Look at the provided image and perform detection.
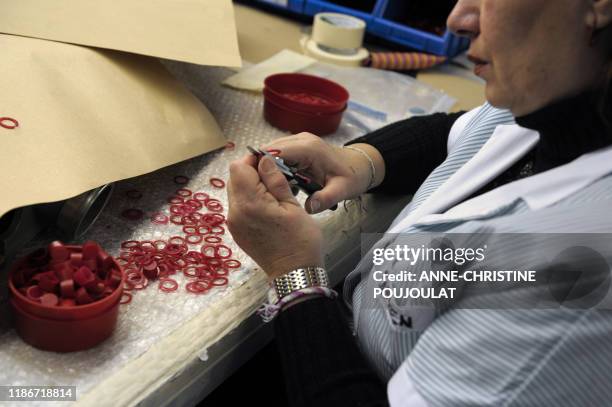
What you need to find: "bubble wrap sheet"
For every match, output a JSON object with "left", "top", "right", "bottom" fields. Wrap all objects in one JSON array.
[{"left": 0, "top": 62, "right": 453, "bottom": 406}]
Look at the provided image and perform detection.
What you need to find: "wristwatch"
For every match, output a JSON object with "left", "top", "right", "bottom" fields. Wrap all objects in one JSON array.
[{"left": 271, "top": 266, "right": 329, "bottom": 300}]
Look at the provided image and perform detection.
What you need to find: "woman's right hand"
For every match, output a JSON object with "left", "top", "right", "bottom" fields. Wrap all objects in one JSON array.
[{"left": 262, "top": 132, "right": 385, "bottom": 214}]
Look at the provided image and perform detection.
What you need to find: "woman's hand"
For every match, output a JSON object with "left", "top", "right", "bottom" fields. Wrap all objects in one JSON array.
[
  {"left": 263, "top": 133, "right": 385, "bottom": 214},
  {"left": 227, "top": 154, "right": 324, "bottom": 280}
]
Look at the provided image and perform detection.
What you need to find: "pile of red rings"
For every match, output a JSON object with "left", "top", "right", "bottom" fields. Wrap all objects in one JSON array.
[{"left": 116, "top": 183, "right": 242, "bottom": 301}]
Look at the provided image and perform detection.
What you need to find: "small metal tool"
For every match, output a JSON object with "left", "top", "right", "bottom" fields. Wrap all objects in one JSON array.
[{"left": 247, "top": 146, "right": 337, "bottom": 211}]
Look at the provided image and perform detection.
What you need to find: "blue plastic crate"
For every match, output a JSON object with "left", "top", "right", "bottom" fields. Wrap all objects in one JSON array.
[
  {"left": 372, "top": 0, "right": 468, "bottom": 57},
  {"left": 300, "top": 0, "right": 468, "bottom": 57},
  {"left": 249, "top": 0, "right": 305, "bottom": 13},
  {"left": 303, "top": 0, "right": 381, "bottom": 24}
]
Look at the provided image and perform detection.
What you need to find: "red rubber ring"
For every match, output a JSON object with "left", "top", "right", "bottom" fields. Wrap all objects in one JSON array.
[
  {"left": 186, "top": 281, "right": 210, "bottom": 294},
  {"left": 151, "top": 212, "right": 169, "bottom": 224},
  {"left": 121, "top": 208, "right": 144, "bottom": 220},
  {"left": 204, "top": 235, "right": 222, "bottom": 244},
  {"left": 121, "top": 240, "right": 141, "bottom": 249},
  {"left": 210, "top": 178, "right": 226, "bottom": 188},
  {"left": 210, "top": 225, "right": 225, "bottom": 235},
  {"left": 186, "top": 234, "right": 203, "bottom": 244},
  {"left": 193, "top": 192, "right": 210, "bottom": 201},
  {"left": 215, "top": 245, "right": 232, "bottom": 259},
  {"left": 169, "top": 236, "right": 186, "bottom": 245},
  {"left": 212, "top": 277, "right": 228, "bottom": 286},
  {"left": 183, "top": 226, "right": 198, "bottom": 234},
  {"left": 154, "top": 240, "right": 168, "bottom": 251},
  {"left": 158, "top": 278, "right": 178, "bottom": 292},
  {"left": 215, "top": 268, "right": 229, "bottom": 276},
  {"left": 176, "top": 188, "right": 192, "bottom": 197},
  {"left": 168, "top": 196, "right": 184, "bottom": 204},
  {"left": 225, "top": 141, "right": 235, "bottom": 150},
  {"left": 266, "top": 148, "right": 281, "bottom": 156},
  {"left": 120, "top": 292, "right": 133, "bottom": 304},
  {"left": 174, "top": 175, "right": 190, "bottom": 185},
  {"left": 0, "top": 117, "right": 18, "bottom": 129},
  {"left": 170, "top": 214, "right": 184, "bottom": 225},
  {"left": 200, "top": 245, "right": 217, "bottom": 258},
  {"left": 224, "top": 259, "right": 241, "bottom": 269}
]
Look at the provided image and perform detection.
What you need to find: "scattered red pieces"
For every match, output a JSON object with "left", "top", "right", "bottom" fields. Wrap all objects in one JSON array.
[
  {"left": 176, "top": 188, "right": 192, "bottom": 197},
  {"left": 114, "top": 175, "right": 243, "bottom": 297},
  {"left": 11, "top": 241, "right": 122, "bottom": 307},
  {"left": 0, "top": 117, "right": 19, "bottom": 129},
  {"left": 159, "top": 278, "right": 179, "bottom": 292},
  {"left": 121, "top": 208, "right": 144, "bottom": 221},
  {"left": 174, "top": 175, "right": 190, "bottom": 185},
  {"left": 120, "top": 292, "right": 132, "bottom": 304},
  {"left": 210, "top": 178, "right": 225, "bottom": 189}
]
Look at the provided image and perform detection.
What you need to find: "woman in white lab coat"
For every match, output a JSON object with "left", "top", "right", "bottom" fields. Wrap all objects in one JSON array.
[{"left": 227, "top": 0, "right": 612, "bottom": 405}]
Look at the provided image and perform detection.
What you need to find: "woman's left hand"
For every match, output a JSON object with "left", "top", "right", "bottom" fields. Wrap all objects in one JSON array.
[{"left": 227, "top": 154, "right": 324, "bottom": 280}]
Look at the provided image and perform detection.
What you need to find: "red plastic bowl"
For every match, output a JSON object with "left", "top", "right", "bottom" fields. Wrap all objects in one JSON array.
[
  {"left": 8, "top": 246, "right": 124, "bottom": 320},
  {"left": 11, "top": 298, "right": 120, "bottom": 352},
  {"left": 263, "top": 97, "right": 346, "bottom": 136},
  {"left": 264, "top": 73, "right": 349, "bottom": 114}
]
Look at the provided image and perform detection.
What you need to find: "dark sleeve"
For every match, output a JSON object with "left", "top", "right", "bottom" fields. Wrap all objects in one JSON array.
[
  {"left": 274, "top": 297, "right": 388, "bottom": 407},
  {"left": 346, "top": 111, "right": 465, "bottom": 195}
]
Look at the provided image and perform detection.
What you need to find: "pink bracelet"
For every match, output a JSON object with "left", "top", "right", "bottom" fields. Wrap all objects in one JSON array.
[{"left": 257, "top": 286, "right": 338, "bottom": 323}]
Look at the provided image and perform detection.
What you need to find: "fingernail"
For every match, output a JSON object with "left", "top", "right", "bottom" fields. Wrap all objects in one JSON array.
[
  {"left": 310, "top": 199, "right": 320, "bottom": 213},
  {"left": 261, "top": 157, "right": 276, "bottom": 173}
]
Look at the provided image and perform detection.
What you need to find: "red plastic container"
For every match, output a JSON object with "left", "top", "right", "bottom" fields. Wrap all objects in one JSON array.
[
  {"left": 10, "top": 298, "right": 120, "bottom": 352},
  {"left": 263, "top": 97, "right": 347, "bottom": 136},
  {"left": 8, "top": 244, "right": 124, "bottom": 352},
  {"left": 263, "top": 73, "right": 349, "bottom": 135}
]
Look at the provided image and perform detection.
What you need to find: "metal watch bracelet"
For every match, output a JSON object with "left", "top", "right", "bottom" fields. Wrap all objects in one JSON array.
[{"left": 272, "top": 267, "right": 329, "bottom": 300}]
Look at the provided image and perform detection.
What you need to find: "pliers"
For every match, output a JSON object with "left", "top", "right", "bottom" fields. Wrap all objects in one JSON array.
[{"left": 247, "top": 145, "right": 338, "bottom": 211}]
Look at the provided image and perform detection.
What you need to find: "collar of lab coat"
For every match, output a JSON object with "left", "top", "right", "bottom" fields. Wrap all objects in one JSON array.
[{"left": 390, "top": 124, "right": 612, "bottom": 232}]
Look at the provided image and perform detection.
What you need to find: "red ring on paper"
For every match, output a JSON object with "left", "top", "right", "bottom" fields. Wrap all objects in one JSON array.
[
  {"left": 121, "top": 208, "right": 144, "bottom": 220},
  {"left": 186, "top": 234, "right": 203, "bottom": 244},
  {"left": 214, "top": 245, "right": 232, "bottom": 259},
  {"left": 266, "top": 148, "right": 281, "bottom": 156},
  {"left": 193, "top": 192, "right": 210, "bottom": 202},
  {"left": 151, "top": 212, "right": 169, "bottom": 224},
  {"left": 186, "top": 281, "right": 210, "bottom": 294},
  {"left": 0, "top": 117, "right": 18, "bottom": 129},
  {"left": 121, "top": 240, "right": 140, "bottom": 249},
  {"left": 120, "top": 292, "right": 133, "bottom": 304},
  {"left": 210, "top": 225, "right": 225, "bottom": 235},
  {"left": 224, "top": 259, "right": 241, "bottom": 269},
  {"left": 210, "top": 178, "right": 225, "bottom": 188},
  {"left": 158, "top": 278, "right": 178, "bottom": 292},
  {"left": 225, "top": 141, "right": 235, "bottom": 150},
  {"left": 212, "top": 277, "right": 228, "bottom": 286},
  {"left": 169, "top": 236, "right": 186, "bottom": 245},
  {"left": 176, "top": 188, "right": 192, "bottom": 197},
  {"left": 215, "top": 268, "right": 229, "bottom": 276},
  {"left": 170, "top": 214, "right": 184, "bottom": 225},
  {"left": 204, "top": 235, "right": 222, "bottom": 244},
  {"left": 168, "top": 196, "right": 184, "bottom": 204},
  {"left": 183, "top": 226, "right": 198, "bottom": 234},
  {"left": 174, "top": 175, "right": 190, "bottom": 185}
]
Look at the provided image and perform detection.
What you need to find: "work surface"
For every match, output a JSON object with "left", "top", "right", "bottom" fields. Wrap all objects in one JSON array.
[{"left": 0, "top": 6, "right": 484, "bottom": 406}]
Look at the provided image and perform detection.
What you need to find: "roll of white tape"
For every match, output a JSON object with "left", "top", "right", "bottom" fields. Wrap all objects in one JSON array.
[
  {"left": 302, "top": 37, "right": 369, "bottom": 67},
  {"left": 312, "top": 12, "right": 366, "bottom": 51}
]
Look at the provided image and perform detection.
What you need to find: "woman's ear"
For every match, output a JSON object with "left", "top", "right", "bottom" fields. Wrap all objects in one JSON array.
[{"left": 590, "top": 0, "right": 612, "bottom": 29}]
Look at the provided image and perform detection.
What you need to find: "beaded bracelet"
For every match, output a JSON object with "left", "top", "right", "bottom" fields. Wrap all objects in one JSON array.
[
  {"left": 344, "top": 146, "right": 376, "bottom": 191},
  {"left": 257, "top": 286, "right": 338, "bottom": 323}
]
